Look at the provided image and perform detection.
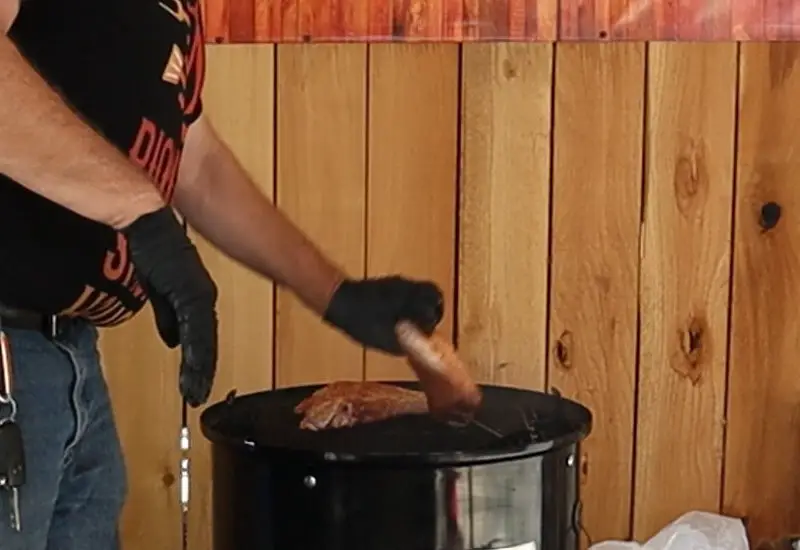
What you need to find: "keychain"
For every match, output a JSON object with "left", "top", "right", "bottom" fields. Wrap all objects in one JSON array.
[
  {"left": 0, "top": 321, "right": 26, "bottom": 533},
  {"left": 180, "top": 399, "right": 190, "bottom": 550}
]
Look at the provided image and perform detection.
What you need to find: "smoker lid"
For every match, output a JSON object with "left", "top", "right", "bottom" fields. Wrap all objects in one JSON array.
[{"left": 199, "top": 381, "right": 592, "bottom": 467}]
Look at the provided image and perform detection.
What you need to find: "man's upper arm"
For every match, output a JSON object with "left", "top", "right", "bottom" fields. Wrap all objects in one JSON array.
[
  {"left": 0, "top": 0, "right": 20, "bottom": 34},
  {"left": 176, "top": 115, "right": 217, "bottom": 190}
]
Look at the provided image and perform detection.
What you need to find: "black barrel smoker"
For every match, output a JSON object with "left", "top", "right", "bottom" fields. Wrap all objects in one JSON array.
[{"left": 200, "top": 382, "right": 592, "bottom": 550}]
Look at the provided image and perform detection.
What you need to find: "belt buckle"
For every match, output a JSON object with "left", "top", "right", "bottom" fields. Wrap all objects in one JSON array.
[{"left": 43, "top": 315, "right": 60, "bottom": 339}]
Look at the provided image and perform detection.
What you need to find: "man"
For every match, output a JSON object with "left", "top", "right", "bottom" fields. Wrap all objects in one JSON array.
[{"left": 0, "top": 0, "right": 445, "bottom": 548}]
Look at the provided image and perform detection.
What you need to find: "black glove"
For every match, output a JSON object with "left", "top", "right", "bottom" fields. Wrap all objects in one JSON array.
[
  {"left": 323, "top": 276, "right": 444, "bottom": 355},
  {"left": 121, "top": 207, "right": 219, "bottom": 407}
]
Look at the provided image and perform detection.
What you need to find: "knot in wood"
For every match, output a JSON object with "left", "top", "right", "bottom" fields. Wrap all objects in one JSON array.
[
  {"left": 502, "top": 59, "right": 518, "bottom": 80},
  {"left": 554, "top": 330, "right": 573, "bottom": 369},
  {"left": 162, "top": 470, "right": 176, "bottom": 488},
  {"left": 673, "top": 139, "right": 709, "bottom": 217},
  {"left": 759, "top": 201, "right": 782, "bottom": 231},
  {"left": 673, "top": 316, "right": 706, "bottom": 385}
]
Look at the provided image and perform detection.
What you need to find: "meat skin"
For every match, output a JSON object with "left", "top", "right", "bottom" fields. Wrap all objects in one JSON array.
[
  {"left": 295, "top": 323, "right": 483, "bottom": 430},
  {"left": 295, "top": 381, "right": 429, "bottom": 431}
]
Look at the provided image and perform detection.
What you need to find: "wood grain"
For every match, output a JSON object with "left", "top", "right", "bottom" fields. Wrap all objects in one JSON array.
[
  {"left": 458, "top": 43, "right": 553, "bottom": 390},
  {"left": 723, "top": 42, "right": 800, "bottom": 545},
  {"left": 100, "top": 312, "right": 181, "bottom": 550},
  {"left": 274, "top": 44, "right": 368, "bottom": 387},
  {"left": 99, "top": 42, "right": 800, "bottom": 550},
  {"left": 364, "top": 44, "right": 459, "bottom": 381},
  {"left": 185, "top": 44, "right": 277, "bottom": 550},
  {"left": 254, "top": 0, "right": 274, "bottom": 41},
  {"left": 202, "top": 0, "right": 229, "bottom": 43},
  {"left": 228, "top": 0, "right": 256, "bottom": 42},
  {"left": 201, "top": 0, "right": 800, "bottom": 41},
  {"left": 632, "top": 42, "right": 737, "bottom": 541},
  {"left": 548, "top": 42, "right": 644, "bottom": 544}
]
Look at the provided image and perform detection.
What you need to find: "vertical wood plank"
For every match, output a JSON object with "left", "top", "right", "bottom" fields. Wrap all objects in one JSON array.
[
  {"left": 186, "top": 44, "right": 276, "bottom": 550},
  {"left": 632, "top": 42, "right": 737, "bottom": 540},
  {"left": 275, "top": 44, "right": 368, "bottom": 387},
  {"left": 199, "top": 0, "right": 800, "bottom": 42},
  {"left": 442, "top": 0, "right": 463, "bottom": 40},
  {"left": 270, "top": 0, "right": 285, "bottom": 39},
  {"left": 765, "top": 0, "right": 781, "bottom": 39},
  {"left": 557, "top": 0, "right": 745, "bottom": 40},
  {"left": 101, "top": 315, "right": 180, "bottom": 550},
  {"left": 298, "top": 0, "right": 345, "bottom": 40},
  {"left": 364, "top": 43, "right": 459, "bottom": 381},
  {"left": 341, "top": 0, "right": 369, "bottom": 39},
  {"left": 254, "top": 0, "right": 274, "bottom": 41},
  {"left": 532, "top": 0, "right": 558, "bottom": 39},
  {"left": 548, "top": 42, "right": 645, "bottom": 544},
  {"left": 228, "top": 0, "right": 256, "bottom": 42},
  {"left": 652, "top": 0, "right": 678, "bottom": 40},
  {"left": 477, "top": 0, "right": 510, "bottom": 39},
  {"left": 281, "top": 0, "right": 300, "bottom": 40},
  {"left": 202, "top": 0, "right": 230, "bottom": 43},
  {"left": 367, "top": 0, "right": 392, "bottom": 42},
  {"left": 458, "top": 43, "right": 553, "bottom": 390},
  {"left": 723, "top": 42, "right": 800, "bottom": 544}
]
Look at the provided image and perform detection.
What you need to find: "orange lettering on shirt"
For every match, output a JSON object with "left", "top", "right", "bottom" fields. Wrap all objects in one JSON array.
[
  {"left": 60, "top": 286, "right": 95, "bottom": 316},
  {"left": 93, "top": 301, "right": 127, "bottom": 325},
  {"left": 128, "top": 117, "right": 182, "bottom": 201},
  {"left": 86, "top": 294, "right": 113, "bottom": 316},
  {"left": 129, "top": 118, "right": 159, "bottom": 170},
  {"left": 183, "top": 20, "right": 205, "bottom": 117},
  {"left": 103, "top": 233, "right": 128, "bottom": 281},
  {"left": 107, "top": 308, "right": 135, "bottom": 326}
]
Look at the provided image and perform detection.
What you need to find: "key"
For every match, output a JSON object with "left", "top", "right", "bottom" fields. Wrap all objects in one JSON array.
[{"left": 0, "top": 419, "right": 25, "bottom": 532}]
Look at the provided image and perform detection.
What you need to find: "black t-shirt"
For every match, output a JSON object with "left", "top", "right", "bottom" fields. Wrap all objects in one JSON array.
[{"left": 0, "top": 0, "right": 206, "bottom": 326}]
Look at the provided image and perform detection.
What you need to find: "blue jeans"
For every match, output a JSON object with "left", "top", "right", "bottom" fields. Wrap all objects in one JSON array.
[{"left": 0, "top": 319, "right": 127, "bottom": 550}]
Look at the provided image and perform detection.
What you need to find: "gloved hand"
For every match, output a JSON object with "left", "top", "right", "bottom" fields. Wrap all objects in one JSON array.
[
  {"left": 120, "top": 206, "right": 219, "bottom": 407},
  {"left": 323, "top": 276, "right": 444, "bottom": 355}
]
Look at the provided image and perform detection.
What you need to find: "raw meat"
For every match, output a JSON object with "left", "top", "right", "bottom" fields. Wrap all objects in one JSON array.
[{"left": 295, "top": 380, "right": 429, "bottom": 430}]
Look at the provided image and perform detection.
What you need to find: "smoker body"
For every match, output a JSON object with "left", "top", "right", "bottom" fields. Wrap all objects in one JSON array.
[
  {"left": 210, "top": 443, "right": 583, "bottom": 550},
  {"left": 200, "top": 382, "right": 591, "bottom": 550}
]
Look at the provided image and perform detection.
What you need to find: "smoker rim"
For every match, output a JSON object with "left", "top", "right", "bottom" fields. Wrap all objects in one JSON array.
[{"left": 199, "top": 381, "right": 593, "bottom": 468}]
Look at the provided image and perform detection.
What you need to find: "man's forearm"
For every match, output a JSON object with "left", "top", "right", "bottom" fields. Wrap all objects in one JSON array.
[
  {"left": 174, "top": 118, "right": 346, "bottom": 315},
  {"left": 0, "top": 36, "right": 163, "bottom": 229}
]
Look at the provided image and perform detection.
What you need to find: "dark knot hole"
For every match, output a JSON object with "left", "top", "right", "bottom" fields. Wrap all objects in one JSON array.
[{"left": 760, "top": 201, "right": 782, "bottom": 231}]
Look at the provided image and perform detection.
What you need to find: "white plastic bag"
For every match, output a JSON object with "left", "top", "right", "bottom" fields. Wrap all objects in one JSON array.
[{"left": 590, "top": 511, "right": 749, "bottom": 550}]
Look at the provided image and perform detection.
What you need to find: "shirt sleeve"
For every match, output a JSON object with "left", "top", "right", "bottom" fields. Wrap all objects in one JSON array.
[
  {"left": 185, "top": 96, "right": 203, "bottom": 126},
  {"left": 183, "top": 14, "right": 206, "bottom": 126}
]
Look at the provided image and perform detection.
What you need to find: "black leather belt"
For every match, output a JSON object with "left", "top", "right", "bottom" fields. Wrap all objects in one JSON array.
[{"left": 0, "top": 305, "right": 67, "bottom": 338}]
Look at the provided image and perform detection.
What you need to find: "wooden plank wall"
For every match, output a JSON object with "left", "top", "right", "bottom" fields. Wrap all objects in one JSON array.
[
  {"left": 201, "top": 0, "right": 800, "bottom": 42},
  {"left": 98, "top": 41, "right": 800, "bottom": 550}
]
